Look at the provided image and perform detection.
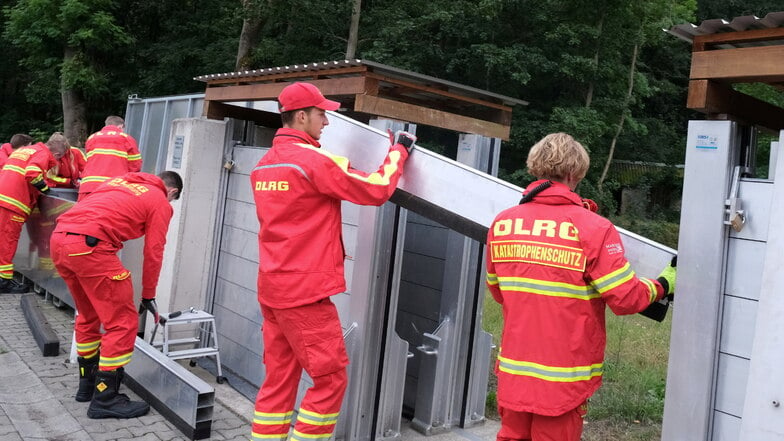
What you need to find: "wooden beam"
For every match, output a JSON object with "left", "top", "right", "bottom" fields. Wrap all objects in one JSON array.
[
  {"left": 365, "top": 72, "right": 513, "bottom": 111},
  {"left": 204, "top": 77, "right": 369, "bottom": 103},
  {"left": 203, "top": 100, "right": 282, "bottom": 128},
  {"left": 690, "top": 45, "right": 784, "bottom": 82},
  {"left": 687, "top": 79, "right": 784, "bottom": 132},
  {"left": 692, "top": 27, "right": 784, "bottom": 51},
  {"left": 355, "top": 95, "right": 511, "bottom": 140}
]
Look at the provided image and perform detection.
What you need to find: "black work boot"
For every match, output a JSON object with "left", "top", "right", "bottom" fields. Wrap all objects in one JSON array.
[
  {"left": 0, "top": 278, "right": 30, "bottom": 293},
  {"left": 75, "top": 356, "right": 99, "bottom": 402},
  {"left": 87, "top": 369, "right": 150, "bottom": 419}
]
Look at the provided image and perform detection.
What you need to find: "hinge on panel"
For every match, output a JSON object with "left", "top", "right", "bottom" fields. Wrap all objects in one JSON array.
[{"left": 724, "top": 165, "right": 746, "bottom": 232}]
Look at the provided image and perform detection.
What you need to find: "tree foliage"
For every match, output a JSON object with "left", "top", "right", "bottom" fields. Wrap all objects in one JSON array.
[{"left": 0, "top": 0, "right": 780, "bottom": 221}]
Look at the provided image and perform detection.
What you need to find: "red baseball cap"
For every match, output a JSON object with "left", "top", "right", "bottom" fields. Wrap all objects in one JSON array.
[{"left": 278, "top": 82, "right": 340, "bottom": 112}]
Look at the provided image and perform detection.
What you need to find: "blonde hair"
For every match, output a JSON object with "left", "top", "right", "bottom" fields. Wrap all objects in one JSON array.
[
  {"left": 526, "top": 133, "right": 590, "bottom": 182},
  {"left": 47, "top": 132, "right": 69, "bottom": 146}
]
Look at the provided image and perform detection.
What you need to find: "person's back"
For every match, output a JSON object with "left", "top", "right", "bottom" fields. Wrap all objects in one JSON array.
[
  {"left": 79, "top": 116, "right": 141, "bottom": 198},
  {"left": 56, "top": 172, "right": 171, "bottom": 249},
  {"left": 0, "top": 142, "right": 56, "bottom": 216},
  {"left": 486, "top": 133, "right": 676, "bottom": 441},
  {"left": 0, "top": 134, "right": 34, "bottom": 170}
]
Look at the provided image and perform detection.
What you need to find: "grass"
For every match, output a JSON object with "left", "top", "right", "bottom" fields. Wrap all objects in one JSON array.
[{"left": 482, "top": 290, "right": 672, "bottom": 440}]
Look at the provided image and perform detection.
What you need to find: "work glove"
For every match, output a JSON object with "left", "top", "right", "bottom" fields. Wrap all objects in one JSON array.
[
  {"left": 581, "top": 198, "right": 599, "bottom": 213},
  {"left": 141, "top": 298, "right": 160, "bottom": 324},
  {"left": 394, "top": 130, "right": 417, "bottom": 152},
  {"left": 656, "top": 256, "right": 677, "bottom": 299}
]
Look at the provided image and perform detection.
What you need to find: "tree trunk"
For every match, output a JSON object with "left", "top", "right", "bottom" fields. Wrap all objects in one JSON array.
[
  {"left": 598, "top": 42, "right": 639, "bottom": 189},
  {"left": 62, "top": 47, "right": 88, "bottom": 147},
  {"left": 345, "top": 0, "right": 362, "bottom": 59},
  {"left": 235, "top": 0, "right": 264, "bottom": 71},
  {"left": 585, "top": 12, "right": 605, "bottom": 108}
]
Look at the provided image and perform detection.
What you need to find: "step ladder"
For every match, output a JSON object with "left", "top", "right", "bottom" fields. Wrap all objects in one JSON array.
[{"left": 151, "top": 309, "right": 226, "bottom": 384}]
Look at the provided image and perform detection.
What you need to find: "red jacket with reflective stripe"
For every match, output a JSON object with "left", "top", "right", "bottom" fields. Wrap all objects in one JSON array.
[
  {"left": 0, "top": 142, "right": 56, "bottom": 215},
  {"left": 485, "top": 180, "right": 664, "bottom": 416},
  {"left": 54, "top": 172, "right": 173, "bottom": 299},
  {"left": 251, "top": 128, "right": 409, "bottom": 309},
  {"left": 47, "top": 147, "right": 87, "bottom": 188},
  {"left": 79, "top": 125, "right": 142, "bottom": 195},
  {"left": 0, "top": 143, "right": 13, "bottom": 168}
]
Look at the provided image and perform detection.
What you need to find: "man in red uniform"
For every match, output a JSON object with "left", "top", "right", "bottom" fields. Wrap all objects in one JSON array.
[
  {"left": 78, "top": 115, "right": 142, "bottom": 200},
  {"left": 51, "top": 171, "right": 182, "bottom": 419},
  {"left": 0, "top": 136, "right": 59, "bottom": 293},
  {"left": 485, "top": 133, "right": 677, "bottom": 441},
  {"left": 249, "top": 82, "right": 415, "bottom": 441},
  {"left": 0, "top": 134, "right": 34, "bottom": 168}
]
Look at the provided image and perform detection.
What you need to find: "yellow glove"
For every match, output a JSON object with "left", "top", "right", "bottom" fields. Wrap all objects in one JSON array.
[{"left": 656, "top": 256, "right": 677, "bottom": 297}]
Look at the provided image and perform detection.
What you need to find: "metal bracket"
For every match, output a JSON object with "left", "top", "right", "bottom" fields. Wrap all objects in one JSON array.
[{"left": 724, "top": 165, "right": 747, "bottom": 232}]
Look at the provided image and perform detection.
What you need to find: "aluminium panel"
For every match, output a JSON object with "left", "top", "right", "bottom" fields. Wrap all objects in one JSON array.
[
  {"left": 712, "top": 412, "right": 742, "bottom": 441},
  {"left": 738, "top": 129, "right": 784, "bottom": 440},
  {"left": 714, "top": 353, "right": 750, "bottom": 418},
  {"left": 719, "top": 295, "right": 758, "bottom": 359},
  {"left": 663, "top": 120, "right": 737, "bottom": 441},
  {"left": 724, "top": 239, "right": 766, "bottom": 301}
]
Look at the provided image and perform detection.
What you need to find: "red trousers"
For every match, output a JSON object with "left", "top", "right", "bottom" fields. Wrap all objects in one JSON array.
[
  {"left": 51, "top": 232, "right": 136, "bottom": 370},
  {"left": 497, "top": 402, "right": 588, "bottom": 441},
  {"left": 252, "top": 298, "right": 349, "bottom": 441},
  {"left": 0, "top": 207, "right": 26, "bottom": 280}
]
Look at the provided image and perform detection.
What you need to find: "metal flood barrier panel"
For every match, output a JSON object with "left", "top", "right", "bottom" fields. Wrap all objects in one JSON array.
[
  {"left": 114, "top": 95, "right": 676, "bottom": 441},
  {"left": 13, "top": 190, "right": 78, "bottom": 309},
  {"left": 662, "top": 121, "right": 784, "bottom": 441}
]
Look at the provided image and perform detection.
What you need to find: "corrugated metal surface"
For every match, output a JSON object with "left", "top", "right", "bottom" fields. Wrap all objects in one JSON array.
[{"left": 667, "top": 11, "right": 784, "bottom": 46}]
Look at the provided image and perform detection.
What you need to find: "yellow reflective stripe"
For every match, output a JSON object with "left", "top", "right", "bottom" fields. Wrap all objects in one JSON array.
[
  {"left": 291, "top": 429, "right": 333, "bottom": 440},
  {"left": 0, "top": 194, "right": 31, "bottom": 214},
  {"left": 80, "top": 176, "right": 111, "bottom": 183},
  {"left": 486, "top": 272, "right": 499, "bottom": 286},
  {"left": 99, "top": 352, "right": 132, "bottom": 368},
  {"left": 496, "top": 276, "right": 600, "bottom": 300},
  {"left": 0, "top": 273, "right": 13, "bottom": 279},
  {"left": 128, "top": 153, "right": 141, "bottom": 161},
  {"left": 2, "top": 164, "right": 26, "bottom": 175},
  {"left": 67, "top": 250, "right": 94, "bottom": 257},
  {"left": 253, "top": 410, "right": 293, "bottom": 425},
  {"left": 497, "top": 355, "right": 603, "bottom": 382},
  {"left": 251, "top": 433, "right": 288, "bottom": 440},
  {"left": 76, "top": 340, "right": 101, "bottom": 352},
  {"left": 86, "top": 148, "right": 129, "bottom": 159},
  {"left": 592, "top": 262, "right": 635, "bottom": 294},
  {"left": 49, "top": 175, "right": 68, "bottom": 183},
  {"left": 641, "top": 277, "right": 658, "bottom": 302},
  {"left": 296, "top": 408, "right": 339, "bottom": 426},
  {"left": 0, "top": 264, "right": 12, "bottom": 270},
  {"left": 296, "top": 143, "right": 402, "bottom": 186},
  {"left": 26, "top": 165, "right": 43, "bottom": 174}
]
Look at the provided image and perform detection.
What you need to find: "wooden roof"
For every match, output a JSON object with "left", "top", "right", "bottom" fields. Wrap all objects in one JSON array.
[
  {"left": 667, "top": 12, "right": 784, "bottom": 132},
  {"left": 194, "top": 60, "right": 527, "bottom": 140}
]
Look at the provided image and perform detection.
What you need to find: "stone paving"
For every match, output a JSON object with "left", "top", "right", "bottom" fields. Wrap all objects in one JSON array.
[{"left": 0, "top": 291, "right": 251, "bottom": 441}]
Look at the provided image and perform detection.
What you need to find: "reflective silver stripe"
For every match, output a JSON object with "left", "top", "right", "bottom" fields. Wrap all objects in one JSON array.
[
  {"left": 253, "top": 410, "right": 293, "bottom": 425},
  {"left": 253, "top": 163, "right": 310, "bottom": 181},
  {"left": 497, "top": 277, "right": 600, "bottom": 300},
  {"left": 486, "top": 272, "right": 499, "bottom": 285},
  {"left": 498, "top": 355, "right": 603, "bottom": 382},
  {"left": 296, "top": 408, "right": 339, "bottom": 426},
  {"left": 591, "top": 263, "right": 635, "bottom": 293}
]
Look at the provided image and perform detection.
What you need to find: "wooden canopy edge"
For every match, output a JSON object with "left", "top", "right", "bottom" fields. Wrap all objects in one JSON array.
[
  {"left": 690, "top": 45, "right": 784, "bottom": 83},
  {"left": 687, "top": 79, "right": 784, "bottom": 132},
  {"left": 355, "top": 95, "right": 511, "bottom": 140}
]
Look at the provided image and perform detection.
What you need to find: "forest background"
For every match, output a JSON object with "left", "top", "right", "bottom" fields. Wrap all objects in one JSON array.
[
  {"left": 2, "top": 0, "right": 783, "bottom": 439},
  {"left": 1, "top": 0, "right": 782, "bottom": 231}
]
